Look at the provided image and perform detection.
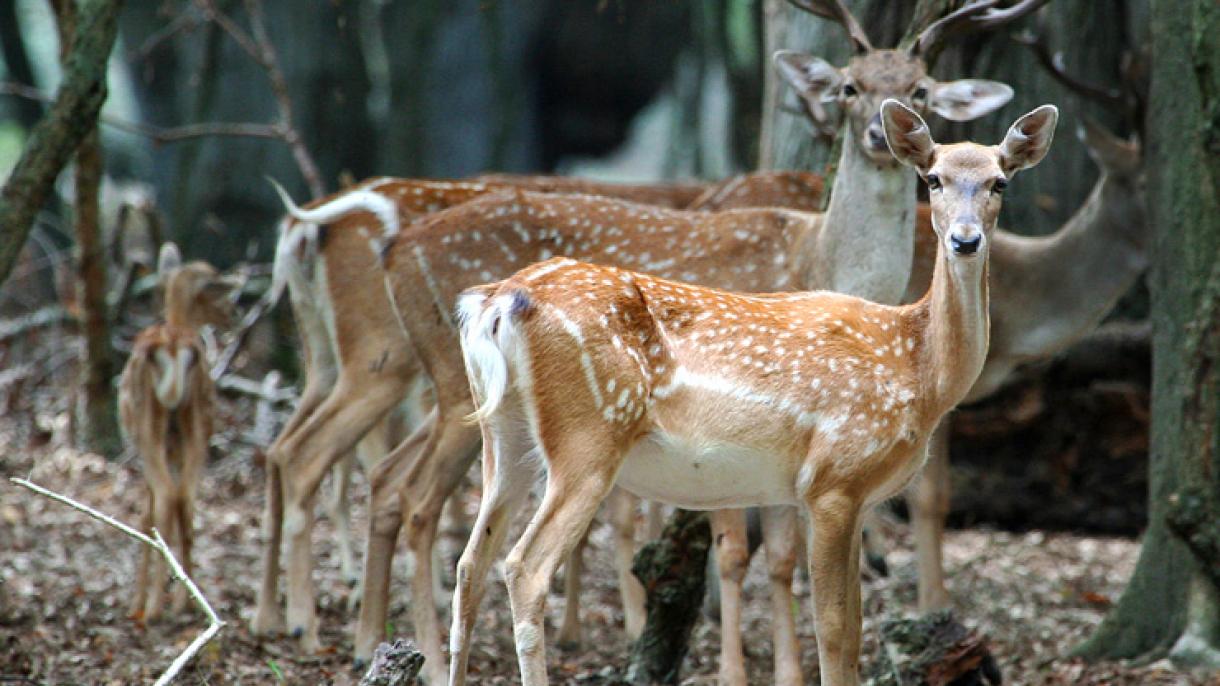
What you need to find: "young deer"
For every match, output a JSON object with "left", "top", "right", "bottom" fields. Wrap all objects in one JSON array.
[
  {"left": 119, "top": 243, "right": 238, "bottom": 621},
  {"left": 900, "top": 117, "right": 1146, "bottom": 610},
  {"left": 449, "top": 101, "right": 1058, "bottom": 686}
]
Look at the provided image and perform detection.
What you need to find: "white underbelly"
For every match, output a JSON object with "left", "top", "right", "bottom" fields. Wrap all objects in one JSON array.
[{"left": 614, "top": 431, "right": 797, "bottom": 510}]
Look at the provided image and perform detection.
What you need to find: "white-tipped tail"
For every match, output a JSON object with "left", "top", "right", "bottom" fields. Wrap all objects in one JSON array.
[{"left": 458, "top": 291, "right": 522, "bottom": 422}]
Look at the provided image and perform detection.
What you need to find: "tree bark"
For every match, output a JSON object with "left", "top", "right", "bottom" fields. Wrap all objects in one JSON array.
[
  {"left": 625, "top": 510, "right": 712, "bottom": 685},
  {"left": 0, "top": 0, "right": 123, "bottom": 287},
  {"left": 1075, "top": 0, "right": 1220, "bottom": 665},
  {"left": 51, "top": 0, "right": 120, "bottom": 456},
  {"left": 72, "top": 127, "right": 119, "bottom": 456}
]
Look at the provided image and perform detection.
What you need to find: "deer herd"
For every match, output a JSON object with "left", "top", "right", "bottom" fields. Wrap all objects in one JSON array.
[{"left": 113, "top": 1, "right": 1148, "bottom": 685}]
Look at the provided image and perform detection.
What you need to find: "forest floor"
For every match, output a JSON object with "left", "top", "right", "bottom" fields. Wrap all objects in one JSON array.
[{"left": 0, "top": 397, "right": 1215, "bottom": 686}]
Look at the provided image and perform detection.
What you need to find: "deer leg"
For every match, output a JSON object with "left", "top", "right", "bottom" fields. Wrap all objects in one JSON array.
[
  {"left": 763, "top": 506, "right": 803, "bottom": 686},
  {"left": 610, "top": 488, "right": 646, "bottom": 640},
  {"left": 129, "top": 488, "right": 154, "bottom": 620},
  {"left": 711, "top": 508, "right": 749, "bottom": 686},
  {"left": 279, "top": 379, "right": 402, "bottom": 653},
  {"left": 354, "top": 411, "right": 438, "bottom": 668},
  {"left": 858, "top": 509, "right": 890, "bottom": 579},
  {"left": 253, "top": 461, "right": 285, "bottom": 635},
  {"left": 330, "top": 453, "right": 359, "bottom": 590},
  {"left": 644, "top": 499, "right": 665, "bottom": 541},
  {"left": 556, "top": 523, "right": 590, "bottom": 650},
  {"left": 503, "top": 454, "right": 619, "bottom": 686},
  {"left": 400, "top": 415, "right": 483, "bottom": 686},
  {"left": 912, "top": 420, "right": 952, "bottom": 611},
  {"left": 449, "top": 420, "right": 536, "bottom": 686},
  {"left": 806, "top": 491, "right": 864, "bottom": 686},
  {"left": 143, "top": 490, "right": 176, "bottom": 622},
  {"left": 170, "top": 492, "right": 195, "bottom": 615}
]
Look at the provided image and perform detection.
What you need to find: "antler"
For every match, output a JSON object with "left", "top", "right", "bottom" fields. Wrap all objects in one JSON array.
[
  {"left": 908, "top": 0, "right": 1053, "bottom": 59},
  {"left": 1011, "top": 16, "right": 1146, "bottom": 133},
  {"left": 786, "top": 0, "right": 872, "bottom": 54},
  {"left": 1012, "top": 28, "right": 1124, "bottom": 107}
]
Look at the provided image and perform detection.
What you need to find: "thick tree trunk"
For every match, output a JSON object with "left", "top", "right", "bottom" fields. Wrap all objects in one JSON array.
[
  {"left": 626, "top": 510, "right": 712, "bottom": 685},
  {"left": 0, "top": 0, "right": 123, "bottom": 287},
  {"left": 1075, "top": 0, "right": 1220, "bottom": 665}
]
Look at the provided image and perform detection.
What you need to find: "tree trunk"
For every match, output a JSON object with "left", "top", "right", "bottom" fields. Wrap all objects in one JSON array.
[
  {"left": 1075, "top": 0, "right": 1220, "bottom": 665},
  {"left": 0, "top": 0, "right": 123, "bottom": 287},
  {"left": 625, "top": 510, "right": 712, "bottom": 685},
  {"left": 72, "top": 127, "right": 119, "bottom": 456},
  {"left": 52, "top": 0, "right": 119, "bottom": 456}
]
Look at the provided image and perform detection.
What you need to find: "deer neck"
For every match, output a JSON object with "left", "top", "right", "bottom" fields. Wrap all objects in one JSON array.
[
  {"left": 164, "top": 284, "right": 192, "bottom": 330},
  {"left": 990, "top": 172, "right": 1147, "bottom": 360},
  {"left": 912, "top": 232, "right": 991, "bottom": 419},
  {"left": 810, "top": 123, "right": 917, "bottom": 303}
]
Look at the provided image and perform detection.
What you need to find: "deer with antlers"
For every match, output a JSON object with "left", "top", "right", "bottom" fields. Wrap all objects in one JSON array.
[
  {"left": 352, "top": 9, "right": 1029, "bottom": 682},
  {"left": 449, "top": 101, "right": 1058, "bottom": 686},
  {"left": 119, "top": 243, "right": 238, "bottom": 621}
]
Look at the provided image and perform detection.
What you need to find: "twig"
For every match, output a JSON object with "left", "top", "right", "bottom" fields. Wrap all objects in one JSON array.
[
  {"left": 242, "top": 0, "right": 325, "bottom": 197},
  {"left": 0, "top": 306, "right": 75, "bottom": 342},
  {"left": 210, "top": 284, "right": 275, "bottom": 381},
  {"left": 216, "top": 373, "right": 298, "bottom": 405},
  {"left": 1, "top": 82, "right": 281, "bottom": 144},
  {"left": 193, "top": 0, "right": 325, "bottom": 197},
  {"left": 129, "top": 7, "right": 204, "bottom": 63},
  {"left": 9, "top": 478, "right": 225, "bottom": 686}
]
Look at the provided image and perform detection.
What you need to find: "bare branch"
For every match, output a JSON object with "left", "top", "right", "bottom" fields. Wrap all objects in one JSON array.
[
  {"left": 129, "top": 6, "right": 204, "bottom": 63},
  {"left": 241, "top": 0, "right": 325, "bottom": 197},
  {"left": 216, "top": 372, "right": 298, "bottom": 405},
  {"left": 10, "top": 477, "right": 225, "bottom": 686},
  {"left": 1, "top": 81, "right": 281, "bottom": 143}
]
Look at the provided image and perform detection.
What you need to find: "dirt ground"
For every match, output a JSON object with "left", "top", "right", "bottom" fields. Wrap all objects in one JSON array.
[{"left": 0, "top": 396, "right": 1216, "bottom": 686}]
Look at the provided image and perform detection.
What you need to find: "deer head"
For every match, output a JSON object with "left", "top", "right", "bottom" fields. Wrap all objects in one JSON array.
[
  {"left": 881, "top": 99, "right": 1058, "bottom": 257},
  {"left": 774, "top": 0, "right": 1052, "bottom": 165},
  {"left": 157, "top": 242, "right": 242, "bottom": 330},
  {"left": 1077, "top": 117, "right": 1146, "bottom": 248}
]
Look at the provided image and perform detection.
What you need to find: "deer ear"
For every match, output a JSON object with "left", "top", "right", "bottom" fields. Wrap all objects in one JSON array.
[
  {"left": 999, "top": 105, "right": 1058, "bottom": 175},
  {"left": 774, "top": 50, "right": 842, "bottom": 98},
  {"left": 1077, "top": 116, "right": 1141, "bottom": 175},
  {"left": 157, "top": 242, "right": 181, "bottom": 278},
  {"left": 774, "top": 50, "right": 843, "bottom": 130},
  {"left": 881, "top": 99, "right": 935, "bottom": 173},
  {"left": 927, "top": 79, "right": 1013, "bottom": 122}
]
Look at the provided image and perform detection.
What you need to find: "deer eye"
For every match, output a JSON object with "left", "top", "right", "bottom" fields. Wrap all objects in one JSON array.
[
  {"left": 991, "top": 178, "right": 1008, "bottom": 194},
  {"left": 842, "top": 83, "right": 858, "bottom": 98},
  {"left": 926, "top": 174, "right": 942, "bottom": 191},
  {"left": 912, "top": 86, "right": 928, "bottom": 102}
]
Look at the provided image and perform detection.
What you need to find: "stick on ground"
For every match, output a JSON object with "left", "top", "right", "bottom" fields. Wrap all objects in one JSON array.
[{"left": 9, "top": 477, "right": 225, "bottom": 686}]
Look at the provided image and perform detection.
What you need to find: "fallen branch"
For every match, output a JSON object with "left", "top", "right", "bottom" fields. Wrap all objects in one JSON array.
[
  {"left": 0, "top": 305, "right": 75, "bottom": 342},
  {"left": 210, "top": 283, "right": 276, "bottom": 382},
  {"left": 216, "top": 373, "right": 297, "bottom": 405},
  {"left": 9, "top": 477, "right": 225, "bottom": 686}
]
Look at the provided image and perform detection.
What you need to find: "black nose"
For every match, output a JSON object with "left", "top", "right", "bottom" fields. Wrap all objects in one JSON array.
[{"left": 951, "top": 234, "right": 982, "bottom": 255}]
